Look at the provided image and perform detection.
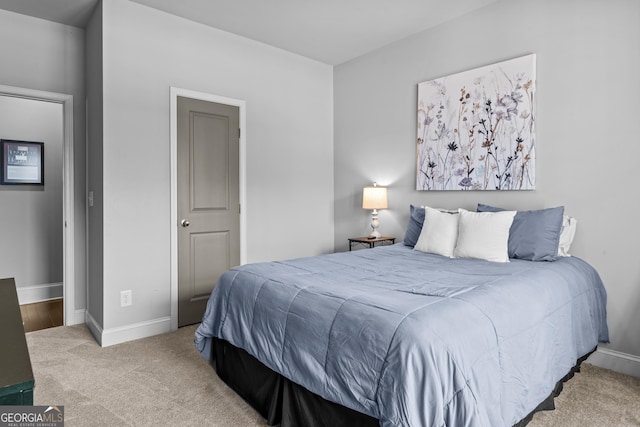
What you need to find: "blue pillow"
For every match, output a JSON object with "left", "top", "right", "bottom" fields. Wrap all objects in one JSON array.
[
  {"left": 403, "top": 205, "right": 425, "bottom": 247},
  {"left": 477, "top": 204, "right": 564, "bottom": 261}
]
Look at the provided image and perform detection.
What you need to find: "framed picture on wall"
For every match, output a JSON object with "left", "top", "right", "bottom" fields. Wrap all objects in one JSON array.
[
  {"left": 416, "top": 54, "right": 536, "bottom": 191},
  {"left": 1, "top": 139, "right": 44, "bottom": 185}
]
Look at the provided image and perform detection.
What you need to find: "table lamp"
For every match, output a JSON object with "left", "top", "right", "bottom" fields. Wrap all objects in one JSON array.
[{"left": 362, "top": 183, "right": 388, "bottom": 238}]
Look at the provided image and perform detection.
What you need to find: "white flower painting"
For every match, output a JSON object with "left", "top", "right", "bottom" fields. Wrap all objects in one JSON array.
[{"left": 416, "top": 54, "right": 536, "bottom": 191}]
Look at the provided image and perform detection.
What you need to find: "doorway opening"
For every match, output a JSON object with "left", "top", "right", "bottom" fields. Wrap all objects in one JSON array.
[{"left": 0, "top": 85, "right": 75, "bottom": 327}]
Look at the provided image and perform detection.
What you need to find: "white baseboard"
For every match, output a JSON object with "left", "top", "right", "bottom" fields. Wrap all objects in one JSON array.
[
  {"left": 85, "top": 312, "right": 172, "bottom": 347},
  {"left": 85, "top": 311, "right": 103, "bottom": 346},
  {"left": 17, "top": 282, "right": 63, "bottom": 304},
  {"left": 587, "top": 346, "right": 640, "bottom": 378}
]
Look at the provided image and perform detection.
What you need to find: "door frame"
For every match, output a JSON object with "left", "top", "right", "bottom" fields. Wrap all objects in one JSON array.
[
  {"left": 0, "top": 84, "right": 76, "bottom": 325},
  {"left": 169, "top": 87, "right": 247, "bottom": 331}
]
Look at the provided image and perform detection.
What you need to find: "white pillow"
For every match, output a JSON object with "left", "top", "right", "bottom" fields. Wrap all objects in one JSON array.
[
  {"left": 557, "top": 215, "right": 577, "bottom": 257},
  {"left": 454, "top": 208, "right": 517, "bottom": 262},
  {"left": 420, "top": 205, "right": 458, "bottom": 215},
  {"left": 414, "top": 206, "right": 460, "bottom": 257}
]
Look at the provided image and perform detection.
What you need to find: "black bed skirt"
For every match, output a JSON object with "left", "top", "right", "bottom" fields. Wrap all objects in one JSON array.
[{"left": 212, "top": 338, "right": 595, "bottom": 427}]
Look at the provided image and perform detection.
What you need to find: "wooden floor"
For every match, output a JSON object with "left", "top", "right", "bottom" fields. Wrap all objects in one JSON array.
[{"left": 20, "top": 299, "right": 63, "bottom": 333}]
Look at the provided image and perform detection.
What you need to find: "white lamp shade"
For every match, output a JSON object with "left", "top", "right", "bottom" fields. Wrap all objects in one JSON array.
[{"left": 362, "top": 186, "right": 388, "bottom": 210}]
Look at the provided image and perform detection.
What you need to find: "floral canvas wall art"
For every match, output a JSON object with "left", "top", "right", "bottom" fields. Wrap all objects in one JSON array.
[{"left": 416, "top": 54, "right": 536, "bottom": 191}]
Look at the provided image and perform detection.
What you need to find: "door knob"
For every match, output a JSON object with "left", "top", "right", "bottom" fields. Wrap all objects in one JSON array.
[{"left": 180, "top": 219, "right": 190, "bottom": 227}]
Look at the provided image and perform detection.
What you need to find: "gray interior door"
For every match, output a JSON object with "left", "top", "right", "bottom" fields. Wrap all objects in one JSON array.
[{"left": 177, "top": 96, "right": 240, "bottom": 327}]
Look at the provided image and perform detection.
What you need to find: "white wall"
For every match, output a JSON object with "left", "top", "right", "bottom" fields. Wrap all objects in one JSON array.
[
  {"left": 0, "top": 97, "right": 63, "bottom": 298},
  {"left": 0, "top": 9, "right": 86, "bottom": 314},
  {"left": 86, "top": 2, "right": 104, "bottom": 326},
  {"left": 334, "top": 0, "right": 640, "bottom": 373},
  {"left": 95, "top": 0, "right": 334, "bottom": 333}
]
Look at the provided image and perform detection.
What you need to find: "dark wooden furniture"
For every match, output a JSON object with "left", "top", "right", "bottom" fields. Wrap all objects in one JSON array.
[
  {"left": 0, "top": 278, "right": 34, "bottom": 405},
  {"left": 348, "top": 236, "right": 395, "bottom": 251}
]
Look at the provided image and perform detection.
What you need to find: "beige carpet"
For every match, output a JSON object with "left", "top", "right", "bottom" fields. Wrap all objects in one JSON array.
[
  {"left": 26, "top": 325, "right": 264, "bottom": 426},
  {"left": 25, "top": 325, "right": 640, "bottom": 426}
]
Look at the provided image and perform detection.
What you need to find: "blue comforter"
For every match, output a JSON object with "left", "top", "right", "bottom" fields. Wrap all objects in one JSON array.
[{"left": 195, "top": 244, "right": 609, "bottom": 427}]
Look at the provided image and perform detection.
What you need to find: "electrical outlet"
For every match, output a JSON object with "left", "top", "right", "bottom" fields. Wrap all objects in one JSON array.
[{"left": 120, "top": 290, "right": 132, "bottom": 307}]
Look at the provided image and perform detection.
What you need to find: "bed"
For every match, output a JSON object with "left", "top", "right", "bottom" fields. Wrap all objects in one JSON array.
[{"left": 195, "top": 206, "right": 609, "bottom": 427}]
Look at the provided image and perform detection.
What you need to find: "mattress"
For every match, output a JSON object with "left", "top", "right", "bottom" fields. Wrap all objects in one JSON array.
[{"left": 195, "top": 244, "right": 609, "bottom": 426}]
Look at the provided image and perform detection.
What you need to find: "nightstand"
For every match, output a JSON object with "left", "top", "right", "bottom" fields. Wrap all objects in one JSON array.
[{"left": 348, "top": 236, "right": 396, "bottom": 251}]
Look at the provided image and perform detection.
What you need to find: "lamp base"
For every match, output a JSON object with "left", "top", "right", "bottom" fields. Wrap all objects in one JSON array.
[{"left": 368, "top": 209, "right": 381, "bottom": 239}]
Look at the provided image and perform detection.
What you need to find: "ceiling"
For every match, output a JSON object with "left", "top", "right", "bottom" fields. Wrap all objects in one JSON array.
[
  {"left": 0, "top": 0, "right": 499, "bottom": 65},
  {"left": 0, "top": 0, "right": 98, "bottom": 29}
]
